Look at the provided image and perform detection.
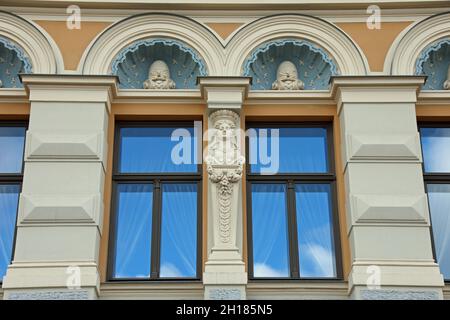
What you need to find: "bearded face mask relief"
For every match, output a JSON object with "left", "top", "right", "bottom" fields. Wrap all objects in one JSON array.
[
  {"left": 143, "top": 60, "right": 176, "bottom": 89},
  {"left": 272, "top": 61, "right": 304, "bottom": 90}
]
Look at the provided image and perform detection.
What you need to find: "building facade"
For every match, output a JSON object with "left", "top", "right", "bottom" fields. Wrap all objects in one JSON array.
[{"left": 0, "top": 0, "right": 450, "bottom": 300}]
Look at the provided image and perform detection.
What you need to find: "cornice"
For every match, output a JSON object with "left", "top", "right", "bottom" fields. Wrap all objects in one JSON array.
[
  {"left": 3, "top": 75, "right": 447, "bottom": 107},
  {"left": 0, "top": 88, "right": 28, "bottom": 104},
  {"left": 0, "top": 0, "right": 448, "bottom": 10},
  {"left": 20, "top": 74, "right": 119, "bottom": 112},
  {"left": 4, "top": 7, "right": 446, "bottom": 23},
  {"left": 417, "top": 90, "right": 450, "bottom": 105}
]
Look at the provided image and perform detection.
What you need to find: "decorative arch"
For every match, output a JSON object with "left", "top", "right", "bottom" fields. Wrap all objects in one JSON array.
[
  {"left": 389, "top": 12, "right": 450, "bottom": 76},
  {"left": 226, "top": 14, "right": 368, "bottom": 78},
  {"left": 0, "top": 11, "right": 61, "bottom": 74},
  {"left": 111, "top": 38, "right": 207, "bottom": 89},
  {"left": 82, "top": 13, "right": 224, "bottom": 77},
  {"left": 243, "top": 39, "right": 338, "bottom": 90}
]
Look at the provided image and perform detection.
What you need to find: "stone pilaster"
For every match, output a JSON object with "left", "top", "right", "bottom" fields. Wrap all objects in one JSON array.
[
  {"left": 332, "top": 76, "right": 445, "bottom": 300},
  {"left": 2, "top": 75, "right": 117, "bottom": 300},
  {"left": 199, "top": 77, "right": 250, "bottom": 300}
]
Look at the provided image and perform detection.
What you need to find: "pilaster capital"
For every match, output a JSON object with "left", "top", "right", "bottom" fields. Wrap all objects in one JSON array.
[
  {"left": 330, "top": 76, "right": 426, "bottom": 113},
  {"left": 198, "top": 76, "right": 251, "bottom": 111},
  {"left": 20, "top": 74, "right": 119, "bottom": 113}
]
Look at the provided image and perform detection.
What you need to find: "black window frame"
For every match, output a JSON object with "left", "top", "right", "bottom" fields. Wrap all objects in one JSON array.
[
  {"left": 418, "top": 122, "right": 450, "bottom": 282},
  {"left": 108, "top": 121, "right": 202, "bottom": 282},
  {"left": 0, "top": 121, "right": 27, "bottom": 284},
  {"left": 245, "top": 122, "right": 343, "bottom": 281}
]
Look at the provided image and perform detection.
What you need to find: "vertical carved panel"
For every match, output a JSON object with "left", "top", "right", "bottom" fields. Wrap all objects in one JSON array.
[{"left": 206, "top": 110, "right": 244, "bottom": 245}]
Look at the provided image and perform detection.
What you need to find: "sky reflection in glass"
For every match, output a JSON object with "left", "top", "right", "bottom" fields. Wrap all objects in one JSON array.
[
  {"left": 119, "top": 126, "right": 197, "bottom": 173},
  {"left": 0, "top": 184, "right": 20, "bottom": 279},
  {"left": 295, "top": 184, "right": 336, "bottom": 278},
  {"left": 249, "top": 127, "right": 328, "bottom": 174},
  {"left": 426, "top": 184, "right": 450, "bottom": 280},
  {"left": 113, "top": 183, "right": 153, "bottom": 279},
  {"left": 0, "top": 127, "right": 26, "bottom": 173},
  {"left": 251, "top": 183, "right": 290, "bottom": 278},
  {"left": 420, "top": 127, "right": 450, "bottom": 173},
  {"left": 160, "top": 183, "right": 197, "bottom": 278}
]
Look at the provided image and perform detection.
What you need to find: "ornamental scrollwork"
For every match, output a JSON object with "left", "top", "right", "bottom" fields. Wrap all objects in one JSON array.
[{"left": 205, "top": 110, "right": 244, "bottom": 244}]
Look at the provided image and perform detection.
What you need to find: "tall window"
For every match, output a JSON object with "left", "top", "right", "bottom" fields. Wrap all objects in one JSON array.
[
  {"left": 109, "top": 122, "right": 202, "bottom": 280},
  {"left": 246, "top": 123, "right": 341, "bottom": 279},
  {"left": 0, "top": 123, "right": 26, "bottom": 281},
  {"left": 419, "top": 124, "right": 450, "bottom": 281}
]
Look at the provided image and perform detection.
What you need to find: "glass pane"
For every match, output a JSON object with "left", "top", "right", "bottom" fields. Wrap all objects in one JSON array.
[
  {"left": 427, "top": 184, "right": 450, "bottom": 280},
  {"left": 420, "top": 127, "right": 450, "bottom": 173},
  {"left": 113, "top": 183, "right": 153, "bottom": 279},
  {"left": 0, "top": 127, "right": 26, "bottom": 173},
  {"left": 0, "top": 184, "right": 20, "bottom": 279},
  {"left": 251, "top": 183, "right": 290, "bottom": 277},
  {"left": 118, "top": 126, "right": 198, "bottom": 173},
  {"left": 160, "top": 183, "right": 198, "bottom": 278},
  {"left": 248, "top": 127, "right": 328, "bottom": 174},
  {"left": 295, "top": 184, "right": 337, "bottom": 278}
]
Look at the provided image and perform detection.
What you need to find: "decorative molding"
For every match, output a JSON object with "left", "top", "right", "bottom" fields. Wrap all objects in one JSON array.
[
  {"left": 25, "top": 132, "right": 104, "bottom": 161},
  {"left": 6, "top": 7, "right": 444, "bottom": 24},
  {"left": 0, "top": 11, "right": 61, "bottom": 73},
  {"left": 18, "top": 193, "right": 102, "bottom": 225},
  {"left": 99, "top": 282, "right": 204, "bottom": 299},
  {"left": 206, "top": 110, "right": 244, "bottom": 244},
  {"left": 7, "top": 290, "right": 90, "bottom": 300},
  {"left": 345, "top": 133, "right": 422, "bottom": 162},
  {"left": 226, "top": 14, "right": 368, "bottom": 77},
  {"left": 82, "top": 13, "right": 223, "bottom": 76},
  {"left": 243, "top": 39, "right": 338, "bottom": 90},
  {"left": 360, "top": 289, "right": 440, "bottom": 300},
  {"left": 350, "top": 193, "right": 430, "bottom": 226},
  {"left": 389, "top": 12, "right": 450, "bottom": 75}
]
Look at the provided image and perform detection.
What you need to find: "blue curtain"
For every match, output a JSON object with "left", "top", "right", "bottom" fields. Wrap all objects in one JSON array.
[
  {"left": 0, "top": 184, "right": 20, "bottom": 279},
  {"left": 427, "top": 184, "right": 450, "bottom": 280},
  {"left": 249, "top": 127, "right": 328, "bottom": 174},
  {"left": 0, "top": 127, "right": 26, "bottom": 173},
  {"left": 118, "top": 127, "right": 197, "bottom": 173},
  {"left": 160, "top": 183, "right": 197, "bottom": 278},
  {"left": 251, "top": 183, "right": 290, "bottom": 277},
  {"left": 113, "top": 183, "right": 153, "bottom": 278},
  {"left": 295, "top": 184, "right": 336, "bottom": 278}
]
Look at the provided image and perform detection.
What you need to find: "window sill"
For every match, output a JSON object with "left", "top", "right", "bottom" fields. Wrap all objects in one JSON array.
[
  {"left": 246, "top": 280, "right": 348, "bottom": 300},
  {"left": 99, "top": 281, "right": 204, "bottom": 299},
  {"left": 444, "top": 283, "right": 450, "bottom": 300}
]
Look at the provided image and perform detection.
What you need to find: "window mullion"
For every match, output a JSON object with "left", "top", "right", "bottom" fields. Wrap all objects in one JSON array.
[
  {"left": 287, "top": 180, "right": 300, "bottom": 279},
  {"left": 150, "top": 179, "right": 162, "bottom": 279}
]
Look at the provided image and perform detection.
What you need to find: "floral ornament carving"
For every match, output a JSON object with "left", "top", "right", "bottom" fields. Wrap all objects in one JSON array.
[
  {"left": 206, "top": 110, "right": 244, "bottom": 244},
  {"left": 444, "top": 65, "right": 450, "bottom": 90}
]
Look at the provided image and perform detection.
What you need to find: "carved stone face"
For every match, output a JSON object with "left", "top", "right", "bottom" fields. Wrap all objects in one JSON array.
[
  {"left": 143, "top": 60, "right": 176, "bottom": 89},
  {"left": 272, "top": 60, "right": 304, "bottom": 90},
  {"left": 216, "top": 120, "right": 235, "bottom": 139}
]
